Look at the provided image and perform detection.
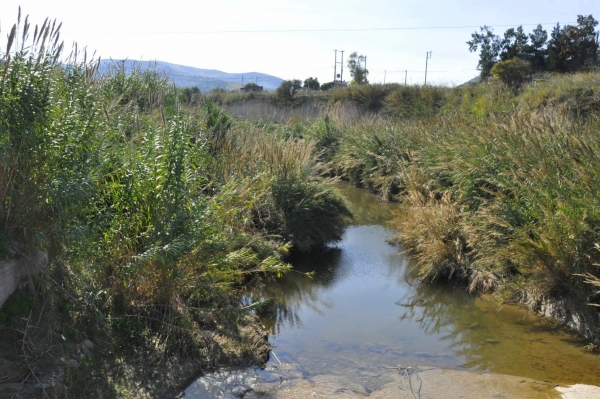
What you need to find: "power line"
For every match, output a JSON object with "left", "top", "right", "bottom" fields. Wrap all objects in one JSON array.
[{"left": 60, "top": 21, "right": 575, "bottom": 35}]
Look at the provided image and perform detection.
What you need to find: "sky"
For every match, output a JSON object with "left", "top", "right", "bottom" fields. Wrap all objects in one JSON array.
[{"left": 1, "top": 0, "right": 599, "bottom": 87}]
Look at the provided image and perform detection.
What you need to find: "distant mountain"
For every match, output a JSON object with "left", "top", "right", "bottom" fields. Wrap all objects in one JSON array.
[{"left": 97, "top": 59, "right": 284, "bottom": 92}]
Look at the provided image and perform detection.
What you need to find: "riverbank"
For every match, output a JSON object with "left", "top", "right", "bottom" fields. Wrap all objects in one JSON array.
[
  {"left": 182, "top": 183, "right": 600, "bottom": 399},
  {"left": 184, "top": 364, "right": 600, "bottom": 399}
]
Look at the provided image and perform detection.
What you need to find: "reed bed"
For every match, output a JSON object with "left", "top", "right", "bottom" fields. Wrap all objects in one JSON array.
[{"left": 317, "top": 79, "right": 600, "bottom": 315}]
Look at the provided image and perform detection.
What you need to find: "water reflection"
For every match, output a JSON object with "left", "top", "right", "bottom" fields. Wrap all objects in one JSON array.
[
  {"left": 249, "top": 182, "right": 600, "bottom": 388},
  {"left": 396, "top": 279, "right": 600, "bottom": 385},
  {"left": 245, "top": 248, "right": 342, "bottom": 335}
]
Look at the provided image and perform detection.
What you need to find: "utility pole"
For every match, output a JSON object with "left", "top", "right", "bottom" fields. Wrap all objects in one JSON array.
[
  {"left": 405, "top": 70, "right": 407, "bottom": 85},
  {"left": 242, "top": 75, "right": 244, "bottom": 86},
  {"left": 334, "top": 50, "right": 338, "bottom": 84},
  {"left": 384, "top": 70, "right": 386, "bottom": 84},
  {"left": 340, "top": 50, "right": 345, "bottom": 83},
  {"left": 424, "top": 51, "right": 432, "bottom": 85}
]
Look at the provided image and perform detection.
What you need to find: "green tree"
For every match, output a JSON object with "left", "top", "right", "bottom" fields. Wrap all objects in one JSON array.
[
  {"left": 490, "top": 57, "right": 532, "bottom": 89},
  {"left": 526, "top": 24, "right": 548, "bottom": 72},
  {"left": 499, "top": 26, "right": 529, "bottom": 61},
  {"left": 182, "top": 86, "right": 201, "bottom": 104},
  {"left": 548, "top": 15, "right": 599, "bottom": 72},
  {"left": 467, "top": 26, "right": 502, "bottom": 78},
  {"left": 276, "top": 79, "right": 302, "bottom": 102},
  {"left": 303, "top": 77, "right": 320, "bottom": 90},
  {"left": 547, "top": 23, "right": 567, "bottom": 72},
  {"left": 320, "top": 82, "right": 335, "bottom": 91},
  {"left": 347, "top": 52, "right": 369, "bottom": 85},
  {"left": 243, "top": 82, "right": 262, "bottom": 91}
]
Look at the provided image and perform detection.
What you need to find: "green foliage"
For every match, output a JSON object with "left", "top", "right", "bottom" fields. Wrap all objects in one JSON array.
[
  {"left": 182, "top": 86, "right": 202, "bottom": 104},
  {"left": 204, "top": 100, "right": 233, "bottom": 140},
  {"left": 347, "top": 52, "right": 369, "bottom": 85},
  {"left": 303, "top": 77, "right": 320, "bottom": 90},
  {"left": 0, "top": 13, "right": 354, "bottom": 396},
  {"left": 320, "top": 82, "right": 335, "bottom": 91},
  {"left": 467, "top": 25, "right": 503, "bottom": 78},
  {"left": 384, "top": 85, "right": 447, "bottom": 117},
  {"left": 243, "top": 82, "right": 262, "bottom": 91},
  {"left": 548, "top": 15, "right": 599, "bottom": 72},
  {"left": 491, "top": 58, "right": 532, "bottom": 88},
  {"left": 276, "top": 79, "right": 302, "bottom": 103},
  {"left": 468, "top": 14, "right": 600, "bottom": 77}
]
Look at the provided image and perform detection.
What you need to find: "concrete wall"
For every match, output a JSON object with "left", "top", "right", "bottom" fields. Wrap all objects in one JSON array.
[{"left": 0, "top": 252, "right": 47, "bottom": 309}]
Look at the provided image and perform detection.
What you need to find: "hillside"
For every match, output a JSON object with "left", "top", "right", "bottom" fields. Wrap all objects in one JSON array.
[{"left": 97, "top": 59, "right": 284, "bottom": 92}]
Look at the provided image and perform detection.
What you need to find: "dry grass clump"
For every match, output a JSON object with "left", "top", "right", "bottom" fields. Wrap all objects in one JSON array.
[{"left": 390, "top": 189, "right": 471, "bottom": 281}]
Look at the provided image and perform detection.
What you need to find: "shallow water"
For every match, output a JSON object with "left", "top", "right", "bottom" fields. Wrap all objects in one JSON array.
[{"left": 188, "top": 183, "right": 600, "bottom": 396}]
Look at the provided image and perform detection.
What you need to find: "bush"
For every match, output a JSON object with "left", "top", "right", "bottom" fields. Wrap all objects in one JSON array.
[
  {"left": 491, "top": 57, "right": 532, "bottom": 89},
  {"left": 321, "top": 82, "right": 335, "bottom": 91}
]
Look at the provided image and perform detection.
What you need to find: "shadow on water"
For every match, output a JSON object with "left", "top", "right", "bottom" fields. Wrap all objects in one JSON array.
[
  {"left": 244, "top": 248, "right": 343, "bottom": 335},
  {"left": 245, "top": 182, "right": 600, "bottom": 388}
]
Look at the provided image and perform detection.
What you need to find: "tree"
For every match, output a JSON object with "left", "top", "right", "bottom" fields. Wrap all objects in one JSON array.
[
  {"left": 467, "top": 26, "right": 502, "bottom": 78},
  {"left": 491, "top": 57, "right": 532, "bottom": 89},
  {"left": 347, "top": 52, "right": 369, "bottom": 84},
  {"left": 526, "top": 24, "right": 548, "bottom": 72},
  {"left": 320, "top": 81, "right": 335, "bottom": 91},
  {"left": 276, "top": 79, "right": 302, "bottom": 102},
  {"left": 243, "top": 82, "right": 262, "bottom": 91},
  {"left": 182, "top": 86, "right": 201, "bottom": 104},
  {"left": 303, "top": 77, "right": 320, "bottom": 90},
  {"left": 499, "top": 26, "right": 529, "bottom": 61},
  {"left": 547, "top": 15, "right": 599, "bottom": 72},
  {"left": 547, "top": 23, "right": 567, "bottom": 72}
]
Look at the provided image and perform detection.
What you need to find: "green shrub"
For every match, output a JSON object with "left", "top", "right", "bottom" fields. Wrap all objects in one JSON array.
[{"left": 491, "top": 57, "right": 532, "bottom": 89}]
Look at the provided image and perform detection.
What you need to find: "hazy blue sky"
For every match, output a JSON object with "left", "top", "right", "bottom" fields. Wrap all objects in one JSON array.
[{"left": 1, "top": 1, "right": 599, "bottom": 86}]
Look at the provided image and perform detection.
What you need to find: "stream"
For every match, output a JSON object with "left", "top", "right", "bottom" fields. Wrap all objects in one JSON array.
[{"left": 185, "top": 183, "right": 600, "bottom": 398}]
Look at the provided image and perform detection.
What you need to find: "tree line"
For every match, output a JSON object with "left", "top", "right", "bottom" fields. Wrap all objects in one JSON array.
[{"left": 468, "top": 14, "right": 600, "bottom": 78}]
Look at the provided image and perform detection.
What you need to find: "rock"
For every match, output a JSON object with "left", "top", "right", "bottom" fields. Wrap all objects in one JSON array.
[
  {"left": 66, "top": 358, "right": 79, "bottom": 368},
  {"left": 81, "top": 339, "right": 94, "bottom": 350},
  {"left": 231, "top": 384, "right": 252, "bottom": 398},
  {"left": 151, "top": 370, "right": 159, "bottom": 379},
  {"left": 81, "top": 348, "right": 92, "bottom": 358}
]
